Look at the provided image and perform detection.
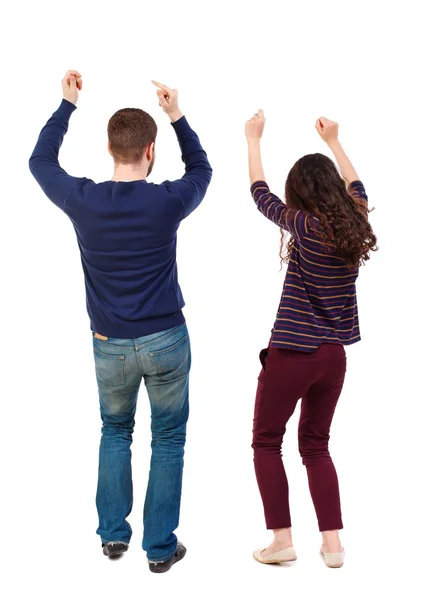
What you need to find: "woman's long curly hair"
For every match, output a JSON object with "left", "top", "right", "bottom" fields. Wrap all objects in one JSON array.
[{"left": 282, "top": 153, "right": 377, "bottom": 268}]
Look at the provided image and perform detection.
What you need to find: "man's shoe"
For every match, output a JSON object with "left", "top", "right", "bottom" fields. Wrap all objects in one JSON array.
[
  {"left": 102, "top": 541, "right": 129, "bottom": 558},
  {"left": 148, "top": 542, "right": 187, "bottom": 573}
]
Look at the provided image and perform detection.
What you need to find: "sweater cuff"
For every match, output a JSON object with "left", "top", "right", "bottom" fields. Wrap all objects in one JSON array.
[
  {"left": 171, "top": 115, "right": 191, "bottom": 136},
  {"left": 250, "top": 180, "right": 268, "bottom": 194},
  {"left": 56, "top": 99, "right": 77, "bottom": 121},
  {"left": 348, "top": 180, "right": 364, "bottom": 191}
]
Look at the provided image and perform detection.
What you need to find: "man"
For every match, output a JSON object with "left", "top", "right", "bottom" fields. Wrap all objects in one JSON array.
[{"left": 29, "top": 70, "right": 212, "bottom": 573}]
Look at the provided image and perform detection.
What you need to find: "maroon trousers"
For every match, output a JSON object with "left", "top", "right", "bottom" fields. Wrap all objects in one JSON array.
[{"left": 252, "top": 343, "right": 346, "bottom": 532}]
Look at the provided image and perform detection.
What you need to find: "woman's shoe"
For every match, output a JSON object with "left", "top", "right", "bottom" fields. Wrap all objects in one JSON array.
[
  {"left": 253, "top": 546, "right": 297, "bottom": 564},
  {"left": 321, "top": 547, "right": 345, "bottom": 568}
]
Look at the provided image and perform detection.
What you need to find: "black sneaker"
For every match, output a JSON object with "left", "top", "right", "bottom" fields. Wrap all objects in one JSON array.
[
  {"left": 102, "top": 541, "right": 129, "bottom": 558},
  {"left": 148, "top": 542, "right": 187, "bottom": 573}
]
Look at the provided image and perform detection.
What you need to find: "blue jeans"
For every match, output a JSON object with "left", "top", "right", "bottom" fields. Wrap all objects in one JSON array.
[{"left": 93, "top": 323, "right": 190, "bottom": 562}]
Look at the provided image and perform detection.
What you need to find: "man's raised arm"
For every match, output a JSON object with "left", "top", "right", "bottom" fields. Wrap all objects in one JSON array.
[
  {"left": 29, "top": 70, "right": 87, "bottom": 212},
  {"left": 153, "top": 80, "right": 212, "bottom": 218}
]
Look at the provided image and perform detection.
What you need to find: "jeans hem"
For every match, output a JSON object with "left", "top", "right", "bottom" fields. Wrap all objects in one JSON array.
[
  {"left": 101, "top": 538, "right": 131, "bottom": 545},
  {"left": 147, "top": 548, "right": 177, "bottom": 563}
]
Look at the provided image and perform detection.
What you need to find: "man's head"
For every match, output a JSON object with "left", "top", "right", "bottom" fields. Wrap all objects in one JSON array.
[{"left": 107, "top": 108, "right": 157, "bottom": 175}]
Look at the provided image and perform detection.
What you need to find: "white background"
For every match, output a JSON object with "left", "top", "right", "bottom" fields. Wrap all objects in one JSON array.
[{"left": 1, "top": 0, "right": 421, "bottom": 598}]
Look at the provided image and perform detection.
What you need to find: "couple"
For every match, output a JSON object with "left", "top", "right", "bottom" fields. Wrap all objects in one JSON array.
[{"left": 29, "top": 71, "right": 377, "bottom": 573}]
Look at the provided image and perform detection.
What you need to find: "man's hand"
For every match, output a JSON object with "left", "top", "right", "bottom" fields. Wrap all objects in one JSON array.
[
  {"left": 62, "top": 70, "right": 83, "bottom": 106},
  {"left": 315, "top": 117, "right": 339, "bottom": 146},
  {"left": 152, "top": 80, "right": 183, "bottom": 123},
  {"left": 245, "top": 110, "right": 265, "bottom": 143}
]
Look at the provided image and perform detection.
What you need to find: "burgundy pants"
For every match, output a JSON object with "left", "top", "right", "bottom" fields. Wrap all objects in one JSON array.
[{"left": 252, "top": 343, "right": 346, "bottom": 532}]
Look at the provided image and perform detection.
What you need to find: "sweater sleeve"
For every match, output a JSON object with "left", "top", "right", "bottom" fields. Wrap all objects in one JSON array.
[
  {"left": 348, "top": 180, "right": 368, "bottom": 204},
  {"left": 348, "top": 180, "right": 369, "bottom": 218},
  {"left": 251, "top": 181, "right": 308, "bottom": 238},
  {"left": 29, "top": 99, "right": 88, "bottom": 212},
  {"left": 164, "top": 116, "right": 212, "bottom": 218}
]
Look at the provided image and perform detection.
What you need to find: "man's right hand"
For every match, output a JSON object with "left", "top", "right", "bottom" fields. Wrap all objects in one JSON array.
[{"left": 152, "top": 81, "right": 183, "bottom": 123}]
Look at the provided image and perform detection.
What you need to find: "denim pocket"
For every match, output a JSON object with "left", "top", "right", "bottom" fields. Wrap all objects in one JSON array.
[
  {"left": 93, "top": 346, "right": 125, "bottom": 387},
  {"left": 149, "top": 335, "right": 191, "bottom": 382}
]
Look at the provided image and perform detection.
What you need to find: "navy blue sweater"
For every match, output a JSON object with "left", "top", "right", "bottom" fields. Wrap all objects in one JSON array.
[{"left": 29, "top": 99, "right": 212, "bottom": 338}]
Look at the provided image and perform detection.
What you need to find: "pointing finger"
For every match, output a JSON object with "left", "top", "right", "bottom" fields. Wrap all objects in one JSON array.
[{"left": 152, "top": 80, "right": 171, "bottom": 93}]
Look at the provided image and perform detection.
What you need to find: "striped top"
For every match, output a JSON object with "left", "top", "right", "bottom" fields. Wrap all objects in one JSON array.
[{"left": 251, "top": 180, "right": 368, "bottom": 352}]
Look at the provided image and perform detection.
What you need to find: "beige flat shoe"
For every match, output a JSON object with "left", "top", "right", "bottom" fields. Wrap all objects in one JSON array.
[
  {"left": 321, "top": 547, "right": 345, "bottom": 568},
  {"left": 253, "top": 546, "right": 297, "bottom": 564}
]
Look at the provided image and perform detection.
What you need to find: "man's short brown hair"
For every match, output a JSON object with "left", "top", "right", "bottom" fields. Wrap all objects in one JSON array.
[{"left": 108, "top": 108, "right": 157, "bottom": 165}]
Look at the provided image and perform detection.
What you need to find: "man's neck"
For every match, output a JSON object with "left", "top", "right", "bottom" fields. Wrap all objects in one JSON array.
[{"left": 112, "top": 162, "right": 149, "bottom": 182}]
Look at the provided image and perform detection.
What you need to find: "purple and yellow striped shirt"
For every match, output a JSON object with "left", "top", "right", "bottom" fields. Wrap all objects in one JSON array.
[{"left": 251, "top": 180, "right": 368, "bottom": 352}]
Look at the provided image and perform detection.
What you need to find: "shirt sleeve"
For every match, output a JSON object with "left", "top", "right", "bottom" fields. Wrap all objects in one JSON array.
[
  {"left": 29, "top": 99, "right": 90, "bottom": 212},
  {"left": 348, "top": 180, "right": 369, "bottom": 218},
  {"left": 163, "top": 116, "right": 212, "bottom": 219},
  {"left": 348, "top": 180, "right": 368, "bottom": 203},
  {"left": 251, "top": 180, "right": 308, "bottom": 238}
]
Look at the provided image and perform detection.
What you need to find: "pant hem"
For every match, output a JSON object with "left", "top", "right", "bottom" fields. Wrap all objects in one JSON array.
[
  {"left": 266, "top": 523, "right": 292, "bottom": 530},
  {"left": 147, "top": 548, "right": 177, "bottom": 563}
]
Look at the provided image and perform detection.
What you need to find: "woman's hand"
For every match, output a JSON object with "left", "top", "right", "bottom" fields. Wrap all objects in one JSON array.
[
  {"left": 315, "top": 117, "right": 339, "bottom": 146},
  {"left": 245, "top": 109, "right": 265, "bottom": 142},
  {"left": 246, "top": 110, "right": 266, "bottom": 184},
  {"left": 316, "top": 117, "right": 359, "bottom": 185}
]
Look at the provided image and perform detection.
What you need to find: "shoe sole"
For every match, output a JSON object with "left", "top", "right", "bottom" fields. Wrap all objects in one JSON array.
[
  {"left": 149, "top": 563, "right": 173, "bottom": 573},
  {"left": 104, "top": 547, "right": 128, "bottom": 558},
  {"left": 253, "top": 554, "right": 297, "bottom": 565}
]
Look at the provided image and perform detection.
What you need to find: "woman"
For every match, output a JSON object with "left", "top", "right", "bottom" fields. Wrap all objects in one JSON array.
[{"left": 245, "top": 111, "right": 377, "bottom": 568}]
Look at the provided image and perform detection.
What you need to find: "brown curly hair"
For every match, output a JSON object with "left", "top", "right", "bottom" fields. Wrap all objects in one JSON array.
[{"left": 282, "top": 153, "right": 377, "bottom": 268}]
